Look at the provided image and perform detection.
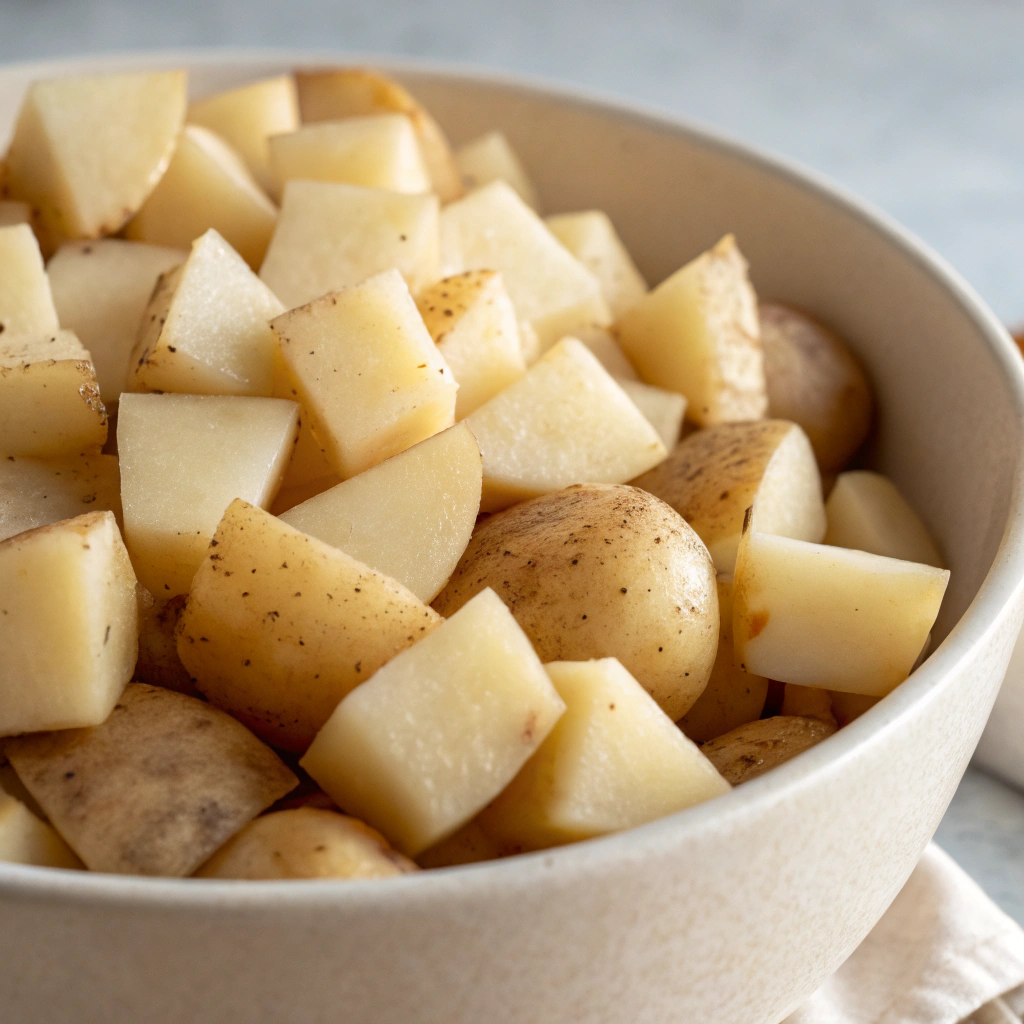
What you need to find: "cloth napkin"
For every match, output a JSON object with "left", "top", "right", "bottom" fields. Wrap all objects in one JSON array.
[{"left": 786, "top": 844, "right": 1024, "bottom": 1024}]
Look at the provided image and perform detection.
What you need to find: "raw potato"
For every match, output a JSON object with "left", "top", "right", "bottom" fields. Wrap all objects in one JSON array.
[
  {"left": 125, "top": 124, "right": 277, "bottom": 270},
  {"left": 701, "top": 716, "right": 837, "bottom": 785},
  {"left": 434, "top": 484, "right": 719, "bottom": 720},
  {"left": 196, "top": 808, "right": 416, "bottom": 880},
  {"left": 615, "top": 234, "right": 766, "bottom": 426},
  {"left": 259, "top": 180, "right": 440, "bottom": 309},
  {"left": 117, "top": 393, "right": 299, "bottom": 596},
  {"left": 416, "top": 271, "right": 527, "bottom": 419},
  {"left": 780, "top": 684, "right": 837, "bottom": 727},
  {"left": 0, "top": 223, "right": 59, "bottom": 341},
  {"left": 478, "top": 659, "right": 730, "bottom": 852},
  {"left": 5, "top": 684, "right": 297, "bottom": 877},
  {"left": 0, "top": 511, "right": 138, "bottom": 736},
  {"left": 631, "top": 420, "right": 826, "bottom": 573},
  {"left": 280, "top": 423, "right": 482, "bottom": 603},
  {"left": 47, "top": 239, "right": 187, "bottom": 402},
  {"left": 617, "top": 378, "right": 686, "bottom": 450},
  {"left": 4, "top": 71, "right": 186, "bottom": 250},
  {"left": 0, "top": 792, "right": 83, "bottom": 869},
  {"left": 416, "top": 821, "right": 500, "bottom": 869},
  {"left": 759, "top": 303, "right": 873, "bottom": 474},
  {"left": 272, "top": 269, "right": 456, "bottom": 479},
  {"left": 129, "top": 229, "right": 284, "bottom": 397},
  {"left": 465, "top": 337, "right": 666, "bottom": 512},
  {"left": 177, "top": 499, "right": 442, "bottom": 752},
  {"left": 301, "top": 588, "right": 566, "bottom": 857},
  {"left": 440, "top": 181, "right": 611, "bottom": 351},
  {"left": 572, "top": 324, "right": 638, "bottom": 379},
  {"left": 134, "top": 594, "right": 197, "bottom": 696},
  {"left": 455, "top": 131, "right": 539, "bottom": 210}
]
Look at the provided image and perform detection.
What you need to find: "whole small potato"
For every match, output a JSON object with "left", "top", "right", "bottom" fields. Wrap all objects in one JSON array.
[
  {"left": 433, "top": 484, "right": 718, "bottom": 720},
  {"left": 700, "top": 715, "right": 836, "bottom": 785}
]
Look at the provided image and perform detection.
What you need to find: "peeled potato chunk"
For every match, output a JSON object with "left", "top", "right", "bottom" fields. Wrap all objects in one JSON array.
[
  {"left": 478, "top": 659, "right": 730, "bottom": 853},
  {"left": 440, "top": 181, "right": 610, "bottom": 351},
  {"left": 617, "top": 378, "right": 686, "bottom": 451},
  {"left": 117, "top": 393, "right": 298, "bottom": 596},
  {"left": 616, "top": 234, "right": 766, "bottom": 426},
  {"left": 701, "top": 716, "right": 836, "bottom": 785},
  {"left": 0, "top": 511, "right": 138, "bottom": 737},
  {"left": 571, "top": 324, "right": 638, "bottom": 379},
  {"left": 129, "top": 229, "right": 284, "bottom": 397},
  {"left": 631, "top": 419, "right": 826, "bottom": 573},
  {"left": 455, "top": 131, "right": 539, "bottom": 210},
  {"left": 0, "top": 791, "right": 83, "bottom": 869},
  {"left": 281, "top": 423, "right": 481, "bottom": 603},
  {"left": 302, "top": 588, "right": 566, "bottom": 857},
  {"left": 197, "top": 808, "right": 416, "bottom": 880},
  {"left": 825, "top": 470, "right": 944, "bottom": 568},
  {"left": 0, "top": 223, "right": 59, "bottom": 341},
  {"left": 434, "top": 484, "right": 719, "bottom": 720},
  {"left": 47, "top": 239, "right": 187, "bottom": 402},
  {"left": 178, "top": 499, "right": 442, "bottom": 752},
  {"left": 465, "top": 337, "right": 666, "bottom": 512},
  {"left": 5, "top": 71, "right": 186, "bottom": 249},
  {"left": 272, "top": 269, "right": 456, "bottom": 480},
  {"left": 416, "top": 821, "right": 500, "bottom": 869},
  {"left": 5, "top": 684, "right": 297, "bottom": 877}
]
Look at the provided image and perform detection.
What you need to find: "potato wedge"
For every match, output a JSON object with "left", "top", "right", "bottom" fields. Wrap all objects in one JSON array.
[
  {"left": 455, "top": 131, "right": 539, "bottom": 210},
  {"left": 416, "top": 821, "right": 500, "bottom": 869},
  {"left": 0, "top": 791, "right": 83, "bottom": 869},
  {"left": 134, "top": 594, "right": 197, "bottom": 697},
  {"left": 571, "top": 324, "right": 638, "bottom": 379},
  {"left": 617, "top": 378, "right": 686, "bottom": 450},
  {"left": 780, "top": 684, "right": 837, "bottom": 727},
  {"left": 0, "top": 223, "right": 59, "bottom": 342},
  {"left": 700, "top": 716, "right": 837, "bottom": 785}
]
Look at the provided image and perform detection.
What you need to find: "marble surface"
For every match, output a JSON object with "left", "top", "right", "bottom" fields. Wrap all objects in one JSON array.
[{"left": 1, "top": 0, "right": 1022, "bottom": 921}]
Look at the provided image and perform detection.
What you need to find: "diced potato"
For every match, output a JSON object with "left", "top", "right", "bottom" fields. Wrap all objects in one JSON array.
[
  {"left": 47, "top": 239, "right": 187, "bottom": 402},
  {"left": 465, "top": 338, "right": 666, "bottom": 512},
  {"left": 0, "top": 201, "right": 30, "bottom": 227},
  {"left": 281, "top": 423, "right": 481, "bottom": 603},
  {"left": 825, "top": 470, "right": 944, "bottom": 568},
  {"left": 301, "top": 588, "right": 566, "bottom": 856},
  {"left": 4, "top": 72, "right": 187, "bottom": 250},
  {"left": 125, "top": 124, "right": 277, "bottom": 270},
  {"left": 295, "top": 67, "right": 463, "bottom": 202},
  {"left": 5, "top": 683, "right": 297, "bottom": 876},
  {"left": 455, "top": 131, "right": 539, "bottom": 210},
  {"left": 733, "top": 524, "right": 949, "bottom": 695},
  {"left": 546, "top": 211, "right": 647, "bottom": 318},
  {"left": 0, "top": 761, "right": 46, "bottom": 819},
  {"left": 759, "top": 303, "right": 874, "bottom": 474},
  {"left": 129, "top": 229, "right": 284, "bottom": 397},
  {"left": 0, "top": 223, "right": 59, "bottom": 341},
  {"left": 440, "top": 181, "right": 611, "bottom": 351},
  {"left": 571, "top": 323, "right": 638, "bottom": 379},
  {"left": 0, "top": 511, "right": 137, "bottom": 736},
  {"left": 272, "top": 269, "right": 456, "bottom": 479},
  {"left": 434, "top": 484, "right": 719, "bottom": 720},
  {"left": 117, "top": 393, "right": 298, "bottom": 596},
  {"left": 828, "top": 690, "right": 880, "bottom": 727},
  {"left": 134, "top": 594, "right": 197, "bottom": 696},
  {"left": 478, "top": 659, "right": 730, "bottom": 852},
  {"left": 259, "top": 181, "right": 439, "bottom": 308},
  {"left": 415, "top": 271, "right": 526, "bottom": 418},
  {"left": 631, "top": 420, "right": 826, "bottom": 573},
  {"left": 615, "top": 234, "right": 766, "bottom": 426},
  {"left": 0, "top": 453, "right": 121, "bottom": 543},
  {"left": 617, "top": 378, "right": 686, "bottom": 450},
  {"left": 416, "top": 821, "right": 500, "bottom": 869},
  {"left": 701, "top": 716, "right": 836, "bottom": 785},
  {"left": 196, "top": 808, "right": 416, "bottom": 880},
  {"left": 188, "top": 74, "right": 300, "bottom": 197},
  {"left": 780, "top": 684, "right": 836, "bottom": 726},
  {"left": 178, "top": 499, "right": 442, "bottom": 752},
  {"left": 0, "top": 791, "right": 83, "bottom": 869}
]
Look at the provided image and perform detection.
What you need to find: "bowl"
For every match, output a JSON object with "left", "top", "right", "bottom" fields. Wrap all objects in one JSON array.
[{"left": 2, "top": 49, "right": 1024, "bottom": 1024}]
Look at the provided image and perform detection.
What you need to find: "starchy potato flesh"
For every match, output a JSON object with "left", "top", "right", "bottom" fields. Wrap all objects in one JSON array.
[
  {"left": 701, "top": 716, "right": 837, "bottom": 785},
  {"left": 4, "top": 71, "right": 186, "bottom": 249},
  {"left": 280, "top": 423, "right": 481, "bottom": 603},
  {"left": 733, "top": 526, "right": 949, "bottom": 695},
  {"left": 117, "top": 393, "right": 298, "bottom": 596},
  {"left": 259, "top": 180, "right": 440, "bottom": 309},
  {"left": 0, "top": 512, "right": 137, "bottom": 736},
  {"left": 780, "top": 684, "right": 836, "bottom": 726},
  {"left": 440, "top": 181, "right": 611, "bottom": 351},
  {"left": 455, "top": 131, "right": 539, "bottom": 210},
  {"left": 0, "top": 791, "right": 83, "bottom": 869},
  {"left": 478, "top": 659, "right": 730, "bottom": 852},
  {"left": 617, "top": 378, "right": 686, "bottom": 450},
  {"left": 5, "top": 683, "right": 297, "bottom": 876},
  {"left": 631, "top": 420, "right": 826, "bottom": 573},
  {"left": 125, "top": 124, "right": 277, "bottom": 270},
  {"left": 825, "top": 471, "right": 944, "bottom": 568},
  {"left": 0, "top": 201, "right": 30, "bottom": 227},
  {"left": 571, "top": 324, "right": 638, "bottom": 380},
  {"left": 178, "top": 499, "right": 442, "bottom": 752},
  {"left": 416, "top": 821, "right": 501, "bottom": 869},
  {"left": 129, "top": 229, "right": 284, "bottom": 397},
  {"left": 0, "top": 224, "right": 60, "bottom": 341},
  {"left": 415, "top": 270, "right": 527, "bottom": 418},
  {"left": 47, "top": 238, "right": 187, "bottom": 402},
  {"left": 615, "top": 234, "right": 766, "bottom": 426},
  {"left": 0, "top": 453, "right": 121, "bottom": 543},
  {"left": 466, "top": 338, "right": 666, "bottom": 512},
  {"left": 196, "top": 808, "right": 416, "bottom": 880}
]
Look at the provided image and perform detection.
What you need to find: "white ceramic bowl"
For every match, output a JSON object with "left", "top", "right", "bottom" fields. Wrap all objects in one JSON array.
[{"left": 2, "top": 50, "right": 1024, "bottom": 1024}]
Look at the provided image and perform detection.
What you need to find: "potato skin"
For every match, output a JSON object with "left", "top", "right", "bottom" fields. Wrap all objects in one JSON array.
[
  {"left": 433, "top": 484, "right": 718, "bottom": 720},
  {"left": 700, "top": 715, "right": 836, "bottom": 785}
]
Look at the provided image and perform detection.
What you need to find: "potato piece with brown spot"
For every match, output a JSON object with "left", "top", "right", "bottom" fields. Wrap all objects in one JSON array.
[{"left": 700, "top": 715, "right": 836, "bottom": 785}]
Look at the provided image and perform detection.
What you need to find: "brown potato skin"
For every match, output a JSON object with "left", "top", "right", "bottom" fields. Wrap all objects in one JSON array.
[
  {"left": 700, "top": 715, "right": 836, "bottom": 785},
  {"left": 134, "top": 594, "right": 199, "bottom": 697},
  {"left": 433, "top": 484, "right": 718, "bottom": 720}
]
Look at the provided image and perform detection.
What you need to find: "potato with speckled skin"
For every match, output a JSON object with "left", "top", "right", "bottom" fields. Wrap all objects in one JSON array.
[
  {"left": 4, "top": 683, "right": 297, "bottom": 877},
  {"left": 433, "top": 484, "right": 718, "bottom": 720}
]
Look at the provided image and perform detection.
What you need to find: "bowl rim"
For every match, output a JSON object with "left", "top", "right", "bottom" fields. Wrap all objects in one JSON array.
[{"left": 3, "top": 46, "right": 1024, "bottom": 908}]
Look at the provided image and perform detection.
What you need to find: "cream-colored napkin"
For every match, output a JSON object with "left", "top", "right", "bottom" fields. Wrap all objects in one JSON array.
[{"left": 786, "top": 845, "right": 1024, "bottom": 1024}]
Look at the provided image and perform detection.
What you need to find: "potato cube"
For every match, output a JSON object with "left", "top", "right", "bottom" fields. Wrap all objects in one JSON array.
[
  {"left": 571, "top": 324, "right": 637, "bottom": 379},
  {"left": 617, "top": 378, "right": 686, "bottom": 450},
  {"left": 700, "top": 716, "right": 837, "bottom": 785},
  {"left": 416, "top": 821, "right": 500, "bottom": 869},
  {"left": 0, "top": 224, "right": 59, "bottom": 341},
  {"left": 134, "top": 593, "right": 197, "bottom": 697},
  {"left": 455, "top": 131, "right": 539, "bottom": 210},
  {"left": 780, "top": 684, "right": 837, "bottom": 726},
  {"left": 0, "top": 792, "right": 82, "bottom": 869}
]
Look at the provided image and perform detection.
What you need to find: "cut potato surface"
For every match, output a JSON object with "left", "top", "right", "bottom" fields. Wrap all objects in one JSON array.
[
  {"left": 302, "top": 588, "right": 566, "bottom": 856},
  {"left": 701, "top": 716, "right": 837, "bottom": 786},
  {"left": 455, "top": 131, "right": 539, "bottom": 210},
  {"left": 572, "top": 324, "right": 638, "bottom": 380},
  {"left": 0, "top": 791, "right": 83, "bottom": 869},
  {"left": 0, "top": 223, "right": 59, "bottom": 341},
  {"left": 617, "top": 378, "right": 686, "bottom": 451}
]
